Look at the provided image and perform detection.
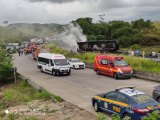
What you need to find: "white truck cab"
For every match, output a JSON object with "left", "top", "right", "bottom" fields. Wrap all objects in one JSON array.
[{"left": 37, "top": 53, "right": 71, "bottom": 76}]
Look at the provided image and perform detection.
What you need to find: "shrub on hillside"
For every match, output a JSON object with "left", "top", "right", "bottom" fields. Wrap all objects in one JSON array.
[{"left": 0, "top": 48, "right": 13, "bottom": 82}]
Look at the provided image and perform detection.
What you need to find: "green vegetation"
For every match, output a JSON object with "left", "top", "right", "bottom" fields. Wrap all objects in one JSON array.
[
  {"left": 73, "top": 18, "right": 160, "bottom": 47},
  {"left": 143, "top": 111, "right": 160, "bottom": 120},
  {"left": 49, "top": 44, "right": 160, "bottom": 73},
  {"left": 0, "top": 47, "right": 13, "bottom": 82},
  {"left": 98, "top": 111, "right": 160, "bottom": 120},
  {"left": 0, "top": 23, "right": 64, "bottom": 43},
  {"left": 0, "top": 80, "right": 62, "bottom": 111}
]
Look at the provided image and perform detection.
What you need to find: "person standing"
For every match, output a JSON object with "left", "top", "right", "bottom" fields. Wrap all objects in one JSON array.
[
  {"left": 142, "top": 51, "right": 145, "bottom": 58},
  {"left": 158, "top": 51, "right": 160, "bottom": 60},
  {"left": 17, "top": 48, "right": 21, "bottom": 56}
]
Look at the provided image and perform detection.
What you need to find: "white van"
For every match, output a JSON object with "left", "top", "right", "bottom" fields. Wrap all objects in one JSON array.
[{"left": 37, "top": 53, "right": 71, "bottom": 76}]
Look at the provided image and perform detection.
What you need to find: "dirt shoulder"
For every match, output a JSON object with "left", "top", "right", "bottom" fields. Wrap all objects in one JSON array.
[{"left": 0, "top": 81, "right": 97, "bottom": 120}]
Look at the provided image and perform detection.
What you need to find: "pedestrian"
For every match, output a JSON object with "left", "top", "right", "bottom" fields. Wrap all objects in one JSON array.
[
  {"left": 152, "top": 51, "right": 156, "bottom": 58},
  {"left": 142, "top": 51, "right": 145, "bottom": 58},
  {"left": 17, "top": 48, "right": 21, "bottom": 56},
  {"left": 135, "top": 50, "right": 140, "bottom": 56},
  {"left": 158, "top": 51, "right": 160, "bottom": 60}
]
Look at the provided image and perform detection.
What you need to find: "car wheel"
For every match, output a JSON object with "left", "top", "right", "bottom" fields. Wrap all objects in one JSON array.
[
  {"left": 52, "top": 71, "right": 56, "bottom": 76},
  {"left": 96, "top": 70, "right": 100, "bottom": 75},
  {"left": 93, "top": 101, "right": 99, "bottom": 112},
  {"left": 40, "top": 67, "right": 43, "bottom": 72},
  {"left": 157, "top": 97, "right": 160, "bottom": 102},
  {"left": 123, "top": 114, "right": 132, "bottom": 120},
  {"left": 114, "top": 73, "right": 118, "bottom": 79}
]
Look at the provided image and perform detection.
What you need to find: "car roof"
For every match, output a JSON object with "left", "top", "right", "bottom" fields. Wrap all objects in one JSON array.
[
  {"left": 118, "top": 88, "right": 145, "bottom": 97},
  {"left": 69, "top": 58, "right": 80, "bottom": 60}
]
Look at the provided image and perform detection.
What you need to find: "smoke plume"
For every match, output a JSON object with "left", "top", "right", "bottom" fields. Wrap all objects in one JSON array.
[{"left": 50, "top": 23, "right": 87, "bottom": 52}]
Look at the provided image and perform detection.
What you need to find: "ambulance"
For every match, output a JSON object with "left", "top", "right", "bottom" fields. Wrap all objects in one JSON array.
[
  {"left": 94, "top": 54, "right": 133, "bottom": 79},
  {"left": 37, "top": 53, "right": 71, "bottom": 76}
]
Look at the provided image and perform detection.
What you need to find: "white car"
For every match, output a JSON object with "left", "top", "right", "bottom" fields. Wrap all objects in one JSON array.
[{"left": 68, "top": 58, "right": 85, "bottom": 69}]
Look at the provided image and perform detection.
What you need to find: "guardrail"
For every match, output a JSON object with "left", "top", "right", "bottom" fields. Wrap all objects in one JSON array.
[
  {"left": 85, "top": 62, "right": 160, "bottom": 82},
  {"left": 17, "top": 73, "right": 41, "bottom": 91},
  {"left": 17, "top": 73, "right": 59, "bottom": 103}
]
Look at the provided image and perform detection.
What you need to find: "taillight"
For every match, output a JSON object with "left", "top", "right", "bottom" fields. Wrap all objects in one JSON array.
[{"left": 134, "top": 108, "right": 150, "bottom": 114}]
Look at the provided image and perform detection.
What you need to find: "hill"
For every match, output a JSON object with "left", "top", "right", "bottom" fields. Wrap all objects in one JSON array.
[{"left": 0, "top": 23, "right": 64, "bottom": 43}]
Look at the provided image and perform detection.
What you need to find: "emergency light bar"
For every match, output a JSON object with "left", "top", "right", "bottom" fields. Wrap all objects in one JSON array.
[
  {"left": 115, "top": 86, "right": 135, "bottom": 91},
  {"left": 114, "top": 57, "right": 123, "bottom": 60}
]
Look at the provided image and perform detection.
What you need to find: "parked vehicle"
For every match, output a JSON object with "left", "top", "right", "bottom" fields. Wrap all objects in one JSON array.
[
  {"left": 94, "top": 54, "right": 133, "bottom": 79},
  {"left": 153, "top": 85, "right": 160, "bottom": 102},
  {"left": 92, "top": 86, "right": 160, "bottom": 120},
  {"left": 68, "top": 58, "right": 85, "bottom": 69},
  {"left": 37, "top": 53, "right": 71, "bottom": 76}
]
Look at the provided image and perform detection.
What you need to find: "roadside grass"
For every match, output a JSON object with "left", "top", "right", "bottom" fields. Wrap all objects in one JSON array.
[
  {"left": 49, "top": 44, "right": 160, "bottom": 73},
  {"left": 0, "top": 80, "right": 63, "bottom": 111}
]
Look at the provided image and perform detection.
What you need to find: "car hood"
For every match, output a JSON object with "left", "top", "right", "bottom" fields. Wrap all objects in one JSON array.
[
  {"left": 74, "top": 62, "right": 85, "bottom": 65},
  {"left": 116, "top": 66, "right": 132, "bottom": 72}
]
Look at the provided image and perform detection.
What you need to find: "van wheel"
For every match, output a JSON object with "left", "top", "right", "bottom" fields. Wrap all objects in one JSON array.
[
  {"left": 123, "top": 114, "right": 132, "bottom": 120},
  {"left": 96, "top": 70, "right": 100, "bottom": 75},
  {"left": 114, "top": 73, "right": 118, "bottom": 79},
  {"left": 52, "top": 71, "right": 57, "bottom": 76},
  {"left": 67, "top": 69, "right": 71, "bottom": 76}
]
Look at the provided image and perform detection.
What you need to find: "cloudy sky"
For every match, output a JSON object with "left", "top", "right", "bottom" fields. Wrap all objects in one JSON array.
[{"left": 0, "top": 0, "right": 160, "bottom": 24}]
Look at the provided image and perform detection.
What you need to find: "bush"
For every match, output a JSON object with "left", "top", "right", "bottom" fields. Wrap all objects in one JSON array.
[
  {"left": 0, "top": 48, "right": 13, "bottom": 82},
  {"left": 97, "top": 113, "right": 108, "bottom": 120},
  {"left": 143, "top": 111, "right": 160, "bottom": 120}
]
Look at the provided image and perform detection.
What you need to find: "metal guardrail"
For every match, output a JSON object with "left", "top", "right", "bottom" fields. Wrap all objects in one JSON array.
[
  {"left": 17, "top": 73, "right": 41, "bottom": 91},
  {"left": 17, "top": 73, "right": 59, "bottom": 103}
]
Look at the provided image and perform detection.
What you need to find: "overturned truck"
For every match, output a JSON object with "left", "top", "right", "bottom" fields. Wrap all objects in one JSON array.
[{"left": 77, "top": 40, "right": 119, "bottom": 52}]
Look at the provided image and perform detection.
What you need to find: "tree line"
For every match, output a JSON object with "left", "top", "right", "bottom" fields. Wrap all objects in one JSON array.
[{"left": 73, "top": 18, "right": 159, "bottom": 47}]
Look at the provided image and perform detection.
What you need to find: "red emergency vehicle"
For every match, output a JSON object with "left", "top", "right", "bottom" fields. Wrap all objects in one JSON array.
[{"left": 94, "top": 54, "right": 133, "bottom": 79}]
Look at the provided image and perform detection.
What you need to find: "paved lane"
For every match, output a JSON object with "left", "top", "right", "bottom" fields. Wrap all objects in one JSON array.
[{"left": 13, "top": 54, "right": 159, "bottom": 114}]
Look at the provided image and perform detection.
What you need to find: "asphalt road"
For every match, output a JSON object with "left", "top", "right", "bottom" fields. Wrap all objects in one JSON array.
[{"left": 13, "top": 54, "right": 159, "bottom": 114}]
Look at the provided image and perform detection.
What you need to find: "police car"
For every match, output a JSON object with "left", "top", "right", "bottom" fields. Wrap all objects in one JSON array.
[{"left": 92, "top": 86, "right": 160, "bottom": 120}]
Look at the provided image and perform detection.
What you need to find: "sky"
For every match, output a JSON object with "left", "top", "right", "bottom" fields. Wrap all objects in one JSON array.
[{"left": 0, "top": 0, "right": 160, "bottom": 24}]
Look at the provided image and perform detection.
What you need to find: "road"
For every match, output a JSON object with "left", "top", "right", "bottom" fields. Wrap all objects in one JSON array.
[{"left": 13, "top": 54, "right": 159, "bottom": 114}]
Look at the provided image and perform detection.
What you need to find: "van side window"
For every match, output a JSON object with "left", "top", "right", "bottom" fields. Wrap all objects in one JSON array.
[
  {"left": 38, "top": 57, "right": 49, "bottom": 64},
  {"left": 50, "top": 60, "right": 54, "bottom": 66},
  {"left": 109, "top": 60, "right": 113, "bottom": 65},
  {"left": 101, "top": 59, "right": 108, "bottom": 65}
]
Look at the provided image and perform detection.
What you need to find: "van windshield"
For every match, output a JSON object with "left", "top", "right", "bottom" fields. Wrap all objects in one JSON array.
[
  {"left": 54, "top": 59, "right": 68, "bottom": 66},
  {"left": 115, "top": 60, "right": 128, "bottom": 66}
]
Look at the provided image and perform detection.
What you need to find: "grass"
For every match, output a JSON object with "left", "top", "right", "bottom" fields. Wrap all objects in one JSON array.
[
  {"left": 0, "top": 80, "right": 63, "bottom": 111},
  {"left": 49, "top": 44, "right": 160, "bottom": 73}
]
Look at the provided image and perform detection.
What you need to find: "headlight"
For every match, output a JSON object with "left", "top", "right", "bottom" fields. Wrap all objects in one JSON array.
[{"left": 118, "top": 68, "right": 123, "bottom": 73}]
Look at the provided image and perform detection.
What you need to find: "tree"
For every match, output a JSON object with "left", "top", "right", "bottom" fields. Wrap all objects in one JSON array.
[
  {"left": 0, "top": 48, "right": 13, "bottom": 82},
  {"left": 132, "top": 19, "right": 154, "bottom": 32}
]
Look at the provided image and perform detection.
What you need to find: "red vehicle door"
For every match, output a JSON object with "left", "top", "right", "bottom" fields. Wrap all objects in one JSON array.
[{"left": 100, "top": 58, "right": 111, "bottom": 75}]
